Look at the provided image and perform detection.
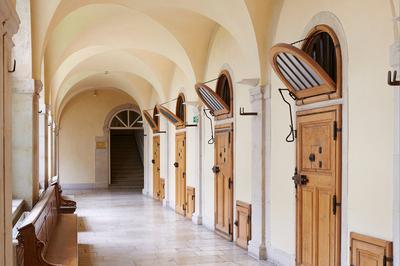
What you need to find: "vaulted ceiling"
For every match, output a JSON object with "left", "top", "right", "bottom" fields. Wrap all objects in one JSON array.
[{"left": 30, "top": 0, "right": 275, "bottom": 117}]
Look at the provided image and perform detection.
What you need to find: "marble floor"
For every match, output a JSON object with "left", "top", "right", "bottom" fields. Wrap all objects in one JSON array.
[{"left": 71, "top": 189, "right": 272, "bottom": 266}]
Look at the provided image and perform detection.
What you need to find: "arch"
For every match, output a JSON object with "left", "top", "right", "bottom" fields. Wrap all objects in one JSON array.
[
  {"left": 103, "top": 103, "right": 142, "bottom": 134},
  {"left": 302, "top": 24, "right": 342, "bottom": 101},
  {"left": 215, "top": 69, "right": 234, "bottom": 120},
  {"left": 175, "top": 93, "right": 186, "bottom": 129}
]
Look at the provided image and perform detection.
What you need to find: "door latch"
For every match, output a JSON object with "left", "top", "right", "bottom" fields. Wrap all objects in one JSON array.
[
  {"left": 228, "top": 178, "right": 233, "bottom": 189},
  {"left": 332, "top": 195, "right": 341, "bottom": 215},
  {"left": 212, "top": 165, "right": 220, "bottom": 173},
  {"left": 174, "top": 162, "right": 179, "bottom": 168},
  {"left": 292, "top": 168, "right": 308, "bottom": 188}
]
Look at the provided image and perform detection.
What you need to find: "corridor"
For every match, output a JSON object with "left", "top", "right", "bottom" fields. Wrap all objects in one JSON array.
[{"left": 75, "top": 189, "right": 270, "bottom": 266}]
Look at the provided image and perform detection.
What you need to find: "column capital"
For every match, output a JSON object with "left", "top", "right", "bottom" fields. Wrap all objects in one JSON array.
[
  {"left": 34, "top": 80, "right": 43, "bottom": 95},
  {"left": 249, "top": 85, "right": 270, "bottom": 103}
]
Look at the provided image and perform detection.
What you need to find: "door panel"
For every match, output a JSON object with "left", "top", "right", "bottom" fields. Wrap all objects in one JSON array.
[
  {"left": 350, "top": 232, "right": 393, "bottom": 266},
  {"left": 175, "top": 133, "right": 186, "bottom": 215},
  {"left": 296, "top": 106, "right": 341, "bottom": 266},
  {"left": 214, "top": 123, "right": 233, "bottom": 240},
  {"left": 152, "top": 136, "right": 161, "bottom": 200}
]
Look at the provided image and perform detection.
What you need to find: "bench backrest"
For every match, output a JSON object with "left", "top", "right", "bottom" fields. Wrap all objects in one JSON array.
[{"left": 17, "top": 185, "right": 59, "bottom": 266}]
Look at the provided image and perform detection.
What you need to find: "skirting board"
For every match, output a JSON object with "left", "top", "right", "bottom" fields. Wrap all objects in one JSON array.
[{"left": 266, "top": 244, "right": 295, "bottom": 266}]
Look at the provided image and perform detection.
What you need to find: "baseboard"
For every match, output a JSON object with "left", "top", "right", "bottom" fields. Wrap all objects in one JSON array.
[
  {"left": 248, "top": 241, "right": 267, "bottom": 261},
  {"left": 191, "top": 213, "right": 202, "bottom": 225},
  {"left": 61, "top": 183, "right": 96, "bottom": 190},
  {"left": 266, "top": 244, "right": 295, "bottom": 266}
]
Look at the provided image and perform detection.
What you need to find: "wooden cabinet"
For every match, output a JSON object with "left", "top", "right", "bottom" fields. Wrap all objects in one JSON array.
[
  {"left": 186, "top": 186, "right": 195, "bottom": 219},
  {"left": 350, "top": 233, "right": 393, "bottom": 266},
  {"left": 236, "top": 201, "right": 251, "bottom": 249}
]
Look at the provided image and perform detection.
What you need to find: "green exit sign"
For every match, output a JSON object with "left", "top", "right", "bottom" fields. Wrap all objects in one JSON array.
[{"left": 193, "top": 115, "right": 199, "bottom": 123}]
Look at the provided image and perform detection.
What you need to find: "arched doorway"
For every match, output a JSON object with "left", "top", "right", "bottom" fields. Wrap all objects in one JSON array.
[{"left": 109, "top": 109, "right": 144, "bottom": 189}]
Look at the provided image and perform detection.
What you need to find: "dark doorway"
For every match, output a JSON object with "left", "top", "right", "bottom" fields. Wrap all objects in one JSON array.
[{"left": 110, "top": 129, "right": 144, "bottom": 189}]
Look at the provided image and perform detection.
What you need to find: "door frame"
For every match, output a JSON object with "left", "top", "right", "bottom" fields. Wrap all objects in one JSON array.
[
  {"left": 214, "top": 122, "right": 234, "bottom": 241},
  {"left": 175, "top": 131, "right": 186, "bottom": 215},
  {"left": 295, "top": 104, "right": 342, "bottom": 265}
]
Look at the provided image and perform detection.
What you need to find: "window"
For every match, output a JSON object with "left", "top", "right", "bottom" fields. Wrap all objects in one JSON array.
[
  {"left": 175, "top": 93, "right": 186, "bottom": 128},
  {"left": 142, "top": 108, "right": 159, "bottom": 132},
  {"left": 215, "top": 71, "right": 233, "bottom": 119},
  {"left": 270, "top": 25, "right": 341, "bottom": 103},
  {"left": 110, "top": 110, "right": 143, "bottom": 129}
]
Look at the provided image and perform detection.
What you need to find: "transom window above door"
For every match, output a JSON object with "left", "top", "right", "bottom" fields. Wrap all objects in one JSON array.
[
  {"left": 110, "top": 110, "right": 143, "bottom": 129},
  {"left": 270, "top": 25, "right": 341, "bottom": 103}
]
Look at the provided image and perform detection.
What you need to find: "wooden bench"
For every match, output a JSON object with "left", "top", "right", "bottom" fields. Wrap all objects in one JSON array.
[{"left": 16, "top": 183, "right": 78, "bottom": 266}]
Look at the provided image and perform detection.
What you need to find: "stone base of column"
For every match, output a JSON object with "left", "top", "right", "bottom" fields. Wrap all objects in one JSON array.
[
  {"left": 191, "top": 213, "right": 202, "bottom": 225},
  {"left": 248, "top": 240, "right": 267, "bottom": 260},
  {"left": 142, "top": 189, "right": 149, "bottom": 196}
]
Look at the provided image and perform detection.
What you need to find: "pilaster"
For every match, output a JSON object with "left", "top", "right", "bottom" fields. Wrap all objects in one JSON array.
[{"left": 248, "top": 85, "right": 268, "bottom": 260}]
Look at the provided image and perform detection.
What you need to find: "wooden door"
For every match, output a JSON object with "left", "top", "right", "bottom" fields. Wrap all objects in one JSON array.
[
  {"left": 152, "top": 136, "right": 161, "bottom": 200},
  {"left": 186, "top": 186, "right": 195, "bottom": 219},
  {"left": 175, "top": 133, "right": 186, "bottom": 215},
  {"left": 350, "top": 232, "right": 393, "bottom": 266},
  {"left": 296, "top": 105, "right": 341, "bottom": 266},
  {"left": 214, "top": 123, "right": 233, "bottom": 240},
  {"left": 236, "top": 201, "right": 251, "bottom": 249}
]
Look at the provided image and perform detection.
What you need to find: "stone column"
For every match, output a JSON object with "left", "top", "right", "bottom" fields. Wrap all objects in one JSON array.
[
  {"left": 248, "top": 85, "right": 267, "bottom": 260},
  {"left": 192, "top": 105, "right": 203, "bottom": 225},
  {"left": 44, "top": 105, "right": 50, "bottom": 188}
]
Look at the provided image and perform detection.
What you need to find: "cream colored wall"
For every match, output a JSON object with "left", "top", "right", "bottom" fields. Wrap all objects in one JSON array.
[
  {"left": 59, "top": 89, "right": 135, "bottom": 185},
  {"left": 268, "top": 0, "right": 396, "bottom": 261},
  {"left": 201, "top": 26, "right": 254, "bottom": 229}
]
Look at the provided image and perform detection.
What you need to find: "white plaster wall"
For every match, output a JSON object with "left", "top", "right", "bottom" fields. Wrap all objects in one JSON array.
[
  {"left": 201, "top": 26, "right": 255, "bottom": 228},
  {"left": 268, "top": 0, "right": 396, "bottom": 262},
  {"left": 59, "top": 89, "right": 135, "bottom": 185}
]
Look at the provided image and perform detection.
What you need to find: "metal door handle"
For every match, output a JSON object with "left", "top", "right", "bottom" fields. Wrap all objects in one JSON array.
[
  {"left": 151, "top": 159, "right": 155, "bottom": 164},
  {"left": 309, "top": 153, "right": 316, "bottom": 162},
  {"left": 174, "top": 162, "right": 179, "bottom": 168}
]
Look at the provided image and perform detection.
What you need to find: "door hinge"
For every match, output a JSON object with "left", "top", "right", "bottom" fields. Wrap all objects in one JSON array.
[
  {"left": 229, "top": 223, "right": 232, "bottom": 234},
  {"left": 228, "top": 178, "right": 233, "bottom": 189},
  {"left": 332, "top": 195, "right": 341, "bottom": 215},
  {"left": 247, "top": 215, "right": 251, "bottom": 224},
  {"left": 383, "top": 255, "right": 393, "bottom": 266},
  {"left": 333, "top": 121, "right": 342, "bottom": 140},
  {"left": 228, "top": 133, "right": 231, "bottom": 144}
]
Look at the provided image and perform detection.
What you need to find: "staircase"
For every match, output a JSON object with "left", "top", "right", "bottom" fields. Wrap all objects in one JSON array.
[{"left": 110, "top": 132, "right": 144, "bottom": 189}]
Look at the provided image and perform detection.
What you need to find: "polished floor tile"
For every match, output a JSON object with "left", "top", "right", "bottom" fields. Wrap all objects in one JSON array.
[{"left": 69, "top": 189, "right": 272, "bottom": 266}]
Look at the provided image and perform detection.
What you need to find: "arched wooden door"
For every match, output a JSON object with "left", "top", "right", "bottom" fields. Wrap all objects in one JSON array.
[{"left": 152, "top": 136, "right": 161, "bottom": 200}]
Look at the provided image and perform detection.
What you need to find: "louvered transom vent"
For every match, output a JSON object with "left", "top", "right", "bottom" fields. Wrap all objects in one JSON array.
[
  {"left": 270, "top": 43, "right": 336, "bottom": 100},
  {"left": 143, "top": 110, "right": 159, "bottom": 132},
  {"left": 195, "top": 83, "right": 229, "bottom": 116},
  {"left": 156, "top": 104, "right": 184, "bottom": 127}
]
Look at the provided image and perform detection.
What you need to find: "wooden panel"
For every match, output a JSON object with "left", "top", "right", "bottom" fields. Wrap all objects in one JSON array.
[
  {"left": 270, "top": 43, "right": 336, "bottom": 100},
  {"left": 214, "top": 123, "right": 233, "bottom": 240},
  {"left": 152, "top": 136, "right": 161, "bottom": 200},
  {"left": 195, "top": 83, "right": 229, "bottom": 116},
  {"left": 175, "top": 133, "right": 186, "bottom": 215},
  {"left": 156, "top": 104, "right": 184, "bottom": 127},
  {"left": 296, "top": 105, "right": 341, "bottom": 266},
  {"left": 143, "top": 110, "right": 159, "bottom": 132},
  {"left": 236, "top": 201, "right": 251, "bottom": 249},
  {"left": 350, "top": 233, "right": 393, "bottom": 266},
  {"left": 186, "top": 186, "right": 195, "bottom": 219},
  {"left": 160, "top": 178, "right": 165, "bottom": 200}
]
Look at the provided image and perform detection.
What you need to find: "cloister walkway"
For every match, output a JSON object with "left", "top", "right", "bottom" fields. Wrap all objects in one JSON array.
[{"left": 72, "top": 189, "right": 271, "bottom": 266}]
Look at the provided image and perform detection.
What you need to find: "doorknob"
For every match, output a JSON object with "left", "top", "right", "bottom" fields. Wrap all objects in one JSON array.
[
  {"left": 151, "top": 159, "right": 155, "bottom": 164},
  {"left": 174, "top": 162, "right": 179, "bottom": 168},
  {"left": 212, "top": 165, "right": 220, "bottom": 173}
]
